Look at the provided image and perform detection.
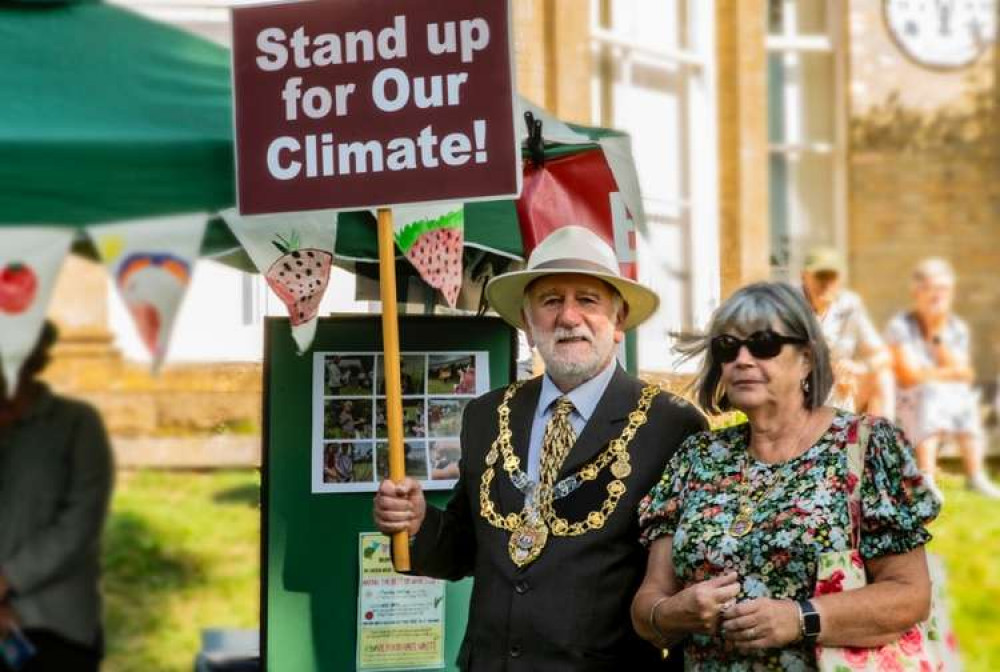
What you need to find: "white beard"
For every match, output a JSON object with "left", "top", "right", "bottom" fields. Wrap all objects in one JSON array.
[{"left": 530, "top": 322, "right": 617, "bottom": 390}]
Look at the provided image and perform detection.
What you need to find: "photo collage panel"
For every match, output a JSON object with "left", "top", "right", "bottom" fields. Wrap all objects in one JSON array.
[{"left": 313, "top": 351, "right": 488, "bottom": 493}]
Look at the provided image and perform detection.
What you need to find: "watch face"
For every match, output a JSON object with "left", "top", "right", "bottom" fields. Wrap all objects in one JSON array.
[{"left": 884, "top": 0, "right": 997, "bottom": 69}]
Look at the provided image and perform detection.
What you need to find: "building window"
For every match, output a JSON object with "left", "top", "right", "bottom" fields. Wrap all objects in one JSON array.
[
  {"left": 591, "top": 0, "right": 719, "bottom": 372},
  {"left": 767, "top": 0, "right": 846, "bottom": 277}
]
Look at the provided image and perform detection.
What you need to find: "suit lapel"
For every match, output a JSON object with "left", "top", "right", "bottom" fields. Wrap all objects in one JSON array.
[
  {"left": 495, "top": 376, "right": 541, "bottom": 515},
  {"left": 559, "top": 366, "right": 640, "bottom": 478}
]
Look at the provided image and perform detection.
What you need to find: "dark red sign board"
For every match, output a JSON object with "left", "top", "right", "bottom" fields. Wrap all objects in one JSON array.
[{"left": 231, "top": 0, "right": 519, "bottom": 215}]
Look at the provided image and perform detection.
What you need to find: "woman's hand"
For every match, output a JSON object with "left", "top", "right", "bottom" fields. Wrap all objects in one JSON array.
[
  {"left": 670, "top": 572, "right": 742, "bottom": 635},
  {"left": 720, "top": 598, "right": 801, "bottom": 651}
]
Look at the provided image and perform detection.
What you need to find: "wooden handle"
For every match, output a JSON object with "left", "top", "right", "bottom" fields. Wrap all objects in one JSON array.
[{"left": 376, "top": 207, "right": 410, "bottom": 571}]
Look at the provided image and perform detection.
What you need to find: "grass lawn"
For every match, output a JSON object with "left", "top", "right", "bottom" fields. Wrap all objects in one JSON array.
[
  {"left": 927, "top": 470, "right": 1000, "bottom": 671},
  {"left": 101, "top": 468, "right": 998, "bottom": 671},
  {"left": 103, "top": 470, "right": 260, "bottom": 672}
]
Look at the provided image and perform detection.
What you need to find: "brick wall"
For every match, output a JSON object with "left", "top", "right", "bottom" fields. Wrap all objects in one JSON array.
[{"left": 846, "top": 0, "right": 1000, "bottom": 382}]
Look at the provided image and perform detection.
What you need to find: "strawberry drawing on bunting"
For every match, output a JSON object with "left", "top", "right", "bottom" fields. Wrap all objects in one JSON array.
[
  {"left": 220, "top": 208, "right": 338, "bottom": 352},
  {"left": 265, "top": 231, "right": 333, "bottom": 326},
  {"left": 393, "top": 203, "right": 464, "bottom": 308}
]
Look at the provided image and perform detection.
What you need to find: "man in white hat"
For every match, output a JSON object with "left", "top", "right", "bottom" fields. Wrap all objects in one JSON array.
[{"left": 374, "top": 226, "right": 706, "bottom": 671}]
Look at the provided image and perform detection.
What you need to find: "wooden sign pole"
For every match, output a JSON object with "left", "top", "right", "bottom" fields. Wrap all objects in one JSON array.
[{"left": 376, "top": 207, "right": 411, "bottom": 571}]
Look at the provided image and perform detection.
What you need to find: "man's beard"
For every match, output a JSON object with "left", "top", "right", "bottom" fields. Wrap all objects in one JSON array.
[{"left": 530, "top": 322, "right": 617, "bottom": 390}]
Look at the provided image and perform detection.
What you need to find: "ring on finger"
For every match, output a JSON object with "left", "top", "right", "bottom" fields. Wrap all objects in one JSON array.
[{"left": 746, "top": 628, "right": 756, "bottom": 641}]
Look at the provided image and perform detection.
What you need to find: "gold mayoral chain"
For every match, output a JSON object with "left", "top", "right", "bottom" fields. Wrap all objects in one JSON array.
[{"left": 479, "top": 381, "right": 660, "bottom": 567}]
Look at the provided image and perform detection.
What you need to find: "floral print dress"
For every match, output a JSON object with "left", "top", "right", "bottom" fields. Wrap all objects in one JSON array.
[{"left": 638, "top": 411, "right": 940, "bottom": 671}]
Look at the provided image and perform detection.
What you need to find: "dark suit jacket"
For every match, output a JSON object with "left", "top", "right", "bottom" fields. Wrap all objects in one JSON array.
[{"left": 410, "top": 366, "right": 707, "bottom": 672}]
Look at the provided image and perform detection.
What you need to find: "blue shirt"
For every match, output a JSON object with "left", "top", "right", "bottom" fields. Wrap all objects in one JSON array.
[{"left": 526, "top": 359, "right": 618, "bottom": 482}]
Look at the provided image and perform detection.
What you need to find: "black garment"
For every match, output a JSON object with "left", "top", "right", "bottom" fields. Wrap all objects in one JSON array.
[
  {"left": 0, "top": 629, "right": 100, "bottom": 672},
  {"left": 410, "top": 367, "right": 708, "bottom": 672}
]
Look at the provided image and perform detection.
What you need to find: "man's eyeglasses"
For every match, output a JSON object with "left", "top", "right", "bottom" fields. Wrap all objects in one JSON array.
[{"left": 710, "top": 330, "right": 808, "bottom": 364}]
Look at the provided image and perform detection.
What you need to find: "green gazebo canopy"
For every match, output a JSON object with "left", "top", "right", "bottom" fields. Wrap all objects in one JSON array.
[{"left": 0, "top": 0, "right": 620, "bottom": 271}]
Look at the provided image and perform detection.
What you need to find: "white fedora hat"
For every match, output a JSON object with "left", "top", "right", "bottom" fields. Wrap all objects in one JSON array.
[{"left": 485, "top": 226, "right": 659, "bottom": 331}]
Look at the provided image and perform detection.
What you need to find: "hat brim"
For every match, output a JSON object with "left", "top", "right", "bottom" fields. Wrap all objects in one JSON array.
[{"left": 485, "top": 267, "right": 659, "bottom": 332}]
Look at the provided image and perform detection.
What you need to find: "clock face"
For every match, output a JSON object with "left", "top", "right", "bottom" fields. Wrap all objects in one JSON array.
[{"left": 885, "top": 0, "right": 997, "bottom": 69}]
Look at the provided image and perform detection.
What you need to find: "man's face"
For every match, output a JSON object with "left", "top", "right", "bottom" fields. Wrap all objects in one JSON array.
[
  {"left": 522, "top": 274, "right": 625, "bottom": 389},
  {"left": 914, "top": 275, "right": 954, "bottom": 317},
  {"left": 802, "top": 269, "right": 841, "bottom": 308}
]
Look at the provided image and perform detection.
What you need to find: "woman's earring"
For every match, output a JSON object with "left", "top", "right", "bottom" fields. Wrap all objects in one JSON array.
[{"left": 801, "top": 377, "right": 811, "bottom": 395}]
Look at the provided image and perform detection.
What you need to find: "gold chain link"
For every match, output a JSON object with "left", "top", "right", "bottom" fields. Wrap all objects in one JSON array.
[{"left": 478, "top": 382, "right": 660, "bottom": 536}]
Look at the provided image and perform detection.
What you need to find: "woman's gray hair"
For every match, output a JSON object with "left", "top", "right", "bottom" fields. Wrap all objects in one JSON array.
[{"left": 675, "top": 281, "right": 833, "bottom": 413}]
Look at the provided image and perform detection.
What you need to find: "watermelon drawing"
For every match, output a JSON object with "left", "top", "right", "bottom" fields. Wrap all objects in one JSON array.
[
  {"left": 265, "top": 232, "right": 332, "bottom": 326},
  {"left": 395, "top": 208, "right": 464, "bottom": 308}
]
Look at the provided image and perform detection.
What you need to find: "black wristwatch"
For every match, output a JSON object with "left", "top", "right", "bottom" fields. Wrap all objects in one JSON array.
[{"left": 797, "top": 599, "right": 821, "bottom": 643}]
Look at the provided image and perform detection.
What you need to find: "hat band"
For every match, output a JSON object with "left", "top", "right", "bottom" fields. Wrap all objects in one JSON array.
[{"left": 531, "top": 258, "right": 620, "bottom": 277}]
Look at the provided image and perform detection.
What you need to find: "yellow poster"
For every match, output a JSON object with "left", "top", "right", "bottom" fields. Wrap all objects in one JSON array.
[{"left": 357, "top": 533, "right": 446, "bottom": 670}]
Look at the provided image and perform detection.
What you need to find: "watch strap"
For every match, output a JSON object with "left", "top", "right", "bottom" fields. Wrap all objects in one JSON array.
[{"left": 797, "top": 599, "right": 821, "bottom": 642}]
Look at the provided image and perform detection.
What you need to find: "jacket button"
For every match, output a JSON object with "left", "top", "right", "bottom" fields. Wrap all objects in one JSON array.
[
  {"left": 515, "top": 580, "right": 529, "bottom": 594},
  {"left": 509, "top": 645, "right": 522, "bottom": 658}
]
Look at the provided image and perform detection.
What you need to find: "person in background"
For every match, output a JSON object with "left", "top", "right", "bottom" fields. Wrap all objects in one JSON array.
[
  {"left": 800, "top": 246, "right": 894, "bottom": 418},
  {"left": 885, "top": 258, "right": 1000, "bottom": 501},
  {"left": 0, "top": 322, "right": 114, "bottom": 672},
  {"left": 633, "top": 282, "right": 939, "bottom": 670}
]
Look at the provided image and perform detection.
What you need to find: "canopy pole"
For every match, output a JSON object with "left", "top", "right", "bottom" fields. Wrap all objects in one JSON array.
[{"left": 377, "top": 207, "right": 411, "bottom": 572}]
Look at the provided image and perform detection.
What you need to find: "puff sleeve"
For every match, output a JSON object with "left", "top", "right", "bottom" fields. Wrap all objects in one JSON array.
[
  {"left": 859, "top": 418, "right": 941, "bottom": 559},
  {"left": 638, "top": 432, "right": 703, "bottom": 548}
]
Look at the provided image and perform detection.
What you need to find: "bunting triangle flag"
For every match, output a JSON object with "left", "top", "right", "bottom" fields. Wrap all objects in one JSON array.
[
  {"left": 0, "top": 227, "right": 74, "bottom": 396},
  {"left": 87, "top": 214, "right": 207, "bottom": 371},
  {"left": 221, "top": 208, "right": 337, "bottom": 352},
  {"left": 393, "top": 202, "right": 465, "bottom": 308}
]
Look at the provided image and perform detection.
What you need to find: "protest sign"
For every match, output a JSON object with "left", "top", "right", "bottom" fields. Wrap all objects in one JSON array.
[{"left": 232, "top": 0, "right": 519, "bottom": 215}]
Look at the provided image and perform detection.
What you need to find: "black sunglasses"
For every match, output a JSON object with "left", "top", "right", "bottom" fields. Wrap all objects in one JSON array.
[{"left": 711, "top": 330, "right": 807, "bottom": 363}]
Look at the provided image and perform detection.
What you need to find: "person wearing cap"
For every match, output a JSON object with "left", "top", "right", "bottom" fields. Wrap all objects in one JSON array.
[
  {"left": 800, "top": 247, "right": 894, "bottom": 419},
  {"left": 373, "top": 226, "right": 707, "bottom": 671},
  {"left": 0, "top": 322, "right": 114, "bottom": 672}
]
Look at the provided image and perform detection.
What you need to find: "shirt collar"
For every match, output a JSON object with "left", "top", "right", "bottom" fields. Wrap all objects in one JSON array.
[{"left": 537, "top": 357, "right": 619, "bottom": 422}]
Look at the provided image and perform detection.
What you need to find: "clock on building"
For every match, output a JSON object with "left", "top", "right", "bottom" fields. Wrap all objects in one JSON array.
[{"left": 884, "top": 0, "right": 997, "bottom": 69}]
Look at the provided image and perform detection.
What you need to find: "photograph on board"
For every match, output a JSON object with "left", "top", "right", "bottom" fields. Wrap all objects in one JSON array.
[
  {"left": 323, "top": 399, "right": 374, "bottom": 440},
  {"left": 375, "top": 399, "right": 426, "bottom": 439},
  {"left": 376, "top": 354, "right": 426, "bottom": 396},
  {"left": 324, "top": 355, "right": 375, "bottom": 396},
  {"left": 427, "top": 353, "right": 477, "bottom": 395},
  {"left": 323, "top": 441, "right": 374, "bottom": 484},
  {"left": 429, "top": 440, "right": 461, "bottom": 481},
  {"left": 428, "top": 398, "right": 468, "bottom": 438}
]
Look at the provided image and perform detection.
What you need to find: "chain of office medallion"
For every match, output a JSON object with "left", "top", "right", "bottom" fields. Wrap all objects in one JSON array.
[{"left": 478, "top": 381, "right": 660, "bottom": 536}]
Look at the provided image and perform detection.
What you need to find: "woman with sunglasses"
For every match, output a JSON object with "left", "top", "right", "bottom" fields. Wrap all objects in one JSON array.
[{"left": 630, "top": 282, "right": 939, "bottom": 670}]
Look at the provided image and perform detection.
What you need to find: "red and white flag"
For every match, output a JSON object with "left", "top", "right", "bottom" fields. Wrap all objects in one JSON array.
[{"left": 0, "top": 228, "right": 74, "bottom": 395}]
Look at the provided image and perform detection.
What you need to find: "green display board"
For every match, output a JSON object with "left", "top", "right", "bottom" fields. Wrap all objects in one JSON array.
[{"left": 263, "top": 315, "right": 517, "bottom": 672}]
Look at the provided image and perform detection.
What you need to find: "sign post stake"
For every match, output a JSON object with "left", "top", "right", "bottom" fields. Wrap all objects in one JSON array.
[{"left": 376, "top": 206, "right": 411, "bottom": 571}]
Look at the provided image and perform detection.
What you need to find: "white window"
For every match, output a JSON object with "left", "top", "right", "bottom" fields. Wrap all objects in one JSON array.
[
  {"left": 767, "top": 0, "right": 846, "bottom": 278},
  {"left": 591, "top": 0, "right": 719, "bottom": 372}
]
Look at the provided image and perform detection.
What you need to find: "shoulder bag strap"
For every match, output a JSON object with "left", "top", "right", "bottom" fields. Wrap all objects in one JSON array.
[{"left": 845, "top": 415, "right": 872, "bottom": 550}]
